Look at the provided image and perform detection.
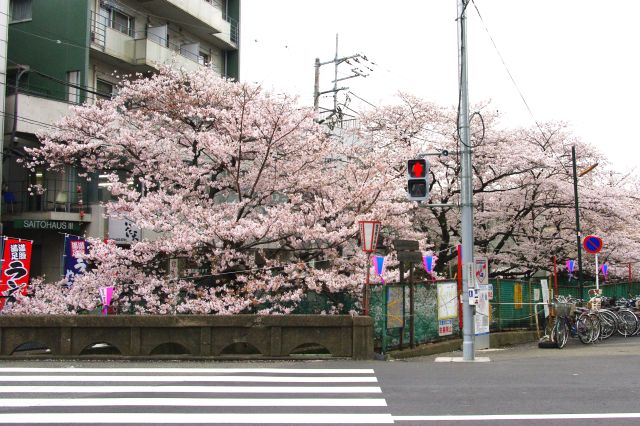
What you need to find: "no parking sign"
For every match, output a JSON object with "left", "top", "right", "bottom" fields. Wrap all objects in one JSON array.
[
  {"left": 583, "top": 235, "right": 603, "bottom": 254},
  {"left": 583, "top": 235, "right": 604, "bottom": 291}
]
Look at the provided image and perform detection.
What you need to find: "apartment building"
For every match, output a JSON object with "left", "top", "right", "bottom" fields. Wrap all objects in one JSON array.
[{"left": 2, "top": 0, "right": 240, "bottom": 279}]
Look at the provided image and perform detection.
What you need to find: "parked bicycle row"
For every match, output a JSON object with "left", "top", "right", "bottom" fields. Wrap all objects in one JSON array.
[{"left": 542, "top": 294, "right": 640, "bottom": 348}]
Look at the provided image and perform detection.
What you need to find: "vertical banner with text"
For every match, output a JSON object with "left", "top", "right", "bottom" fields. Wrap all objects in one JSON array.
[
  {"left": 0, "top": 238, "right": 33, "bottom": 310},
  {"left": 64, "top": 235, "right": 88, "bottom": 285}
]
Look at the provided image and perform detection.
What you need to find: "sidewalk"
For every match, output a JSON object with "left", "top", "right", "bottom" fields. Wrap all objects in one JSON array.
[{"left": 384, "top": 330, "right": 538, "bottom": 360}]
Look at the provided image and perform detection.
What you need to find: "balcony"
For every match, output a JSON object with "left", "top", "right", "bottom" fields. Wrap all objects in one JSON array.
[
  {"left": 4, "top": 93, "right": 72, "bottom": 134},
  {"left": 2, "top": 179, "right": 92, "bottom": 224},
  {"left": 135, "top": 0, "right": 237, "bottom": 49},
  {"left": 133, "top": 35, "right": 202, "bottom": 74},
  {"left": 90, "top": 16, "right": 220, "bottom": 74}
]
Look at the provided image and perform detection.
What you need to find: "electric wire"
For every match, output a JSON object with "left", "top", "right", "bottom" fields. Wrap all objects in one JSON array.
[
  {"left": 468, "top": 0, "right": 569, "bottom": 174},
  {"left": 470, "top": 0, "right": 572, "bottom": 176}
]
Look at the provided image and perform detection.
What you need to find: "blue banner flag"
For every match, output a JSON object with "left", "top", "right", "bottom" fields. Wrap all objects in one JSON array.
[{"left": 63, "top": 235, "right": 88, "bottom": 286}]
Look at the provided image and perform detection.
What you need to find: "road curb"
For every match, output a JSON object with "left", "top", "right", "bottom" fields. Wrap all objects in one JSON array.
[{"left": 386, "top": 330, "right": 539, "bottom": 359}]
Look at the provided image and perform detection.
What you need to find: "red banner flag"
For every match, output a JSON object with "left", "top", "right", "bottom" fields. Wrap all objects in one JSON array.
[{"left": 0, "top": 238, "right": 33, "bottom": 310}]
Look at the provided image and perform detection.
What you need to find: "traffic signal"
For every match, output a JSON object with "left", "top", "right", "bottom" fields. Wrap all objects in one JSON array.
[{"left": 407, "top": 158, "right": 429, "bottom": 201}]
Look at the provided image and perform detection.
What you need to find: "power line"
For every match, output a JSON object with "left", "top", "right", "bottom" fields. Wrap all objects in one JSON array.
[
  {"left": 470, "top": 0, "right": 572, "bottom": 175},
  {"left": 0, "top": 110, "right": 60, "bottom": 130},
  {"left": 8, "top": 26, "right": 88, "bottom": 51},
  {"left": 6, "top": 58, "right": 115, "bottom": 99},
  {"left": 347, "top": 91, "right": 377, "bottom": 109},
  {"left": 470, "top": 0, "right": 545, "bottom": 138}
]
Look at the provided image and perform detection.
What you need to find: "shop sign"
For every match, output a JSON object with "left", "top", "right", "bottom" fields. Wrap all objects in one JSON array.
[{"left": 13, "top": 220, "right": 79, "bottom": 231}]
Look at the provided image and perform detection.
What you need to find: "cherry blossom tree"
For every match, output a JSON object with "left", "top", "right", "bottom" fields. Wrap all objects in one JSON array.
[
  {"left": 8, "top": 77, "right": 640, "bottom": 315},
  {"left": 354, "top": 94, "right": 640, "bottom": 280},
  {"left": 17, "top": 67, "right": 398, "bottom": 315}
]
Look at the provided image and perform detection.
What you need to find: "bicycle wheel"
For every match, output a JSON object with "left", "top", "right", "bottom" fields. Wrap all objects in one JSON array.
[
  {"left": 553, "top": 318, "right": 569, "bottom": 348},
  {"left": 576, "top": 314, "right": 595, "bottom": 344},
  {"left": 617, "top": 309, "right": 638, "bottom": 337},
  {"left": 633, "top": 311, "right": 640, "bottom": 335},
  {"left": 544, "top": 316, "right": 556, "bottom": 339},
  {"left": 598, "top": 309, "right": 617, "bottom": 340},
  {"left": 588, "top": 313, "right": 601, "bottom": 342}
]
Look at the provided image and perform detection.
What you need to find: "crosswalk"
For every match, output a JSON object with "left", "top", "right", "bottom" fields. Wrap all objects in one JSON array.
[{"left": 0, "top": 367, "right": 393, "bottom": 424}]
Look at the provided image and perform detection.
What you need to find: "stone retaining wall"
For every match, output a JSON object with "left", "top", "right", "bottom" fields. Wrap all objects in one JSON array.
[{"left": 0, "top": 315, "right": 374, "bottom": 360}]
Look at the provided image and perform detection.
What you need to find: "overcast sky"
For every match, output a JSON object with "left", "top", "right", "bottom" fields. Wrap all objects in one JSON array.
[{"left": 240, "top": 1, "right": 640, "bottom": 171}]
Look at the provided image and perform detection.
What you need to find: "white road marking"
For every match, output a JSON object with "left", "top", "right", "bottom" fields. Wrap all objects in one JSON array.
[
  {"left": 0, "top": 385, "right": 382, "bottom": 393},
  {"left": 0, "top": 398, "right": 388, "bottom": 407},
  {"left": 0, "top": 413, "right": 395, "bottom": 424},
  {"left": 394, "top": 413, "right": 640, "bottom": 421},
  {"left": 0, "top": 367, "right": 374, "bottom": 374},
  {"left": 434, "top": 357, "right": 491, "bottom": 362},
  {"left": 0, "top": 375, "right": 377, "bottom": 383}
]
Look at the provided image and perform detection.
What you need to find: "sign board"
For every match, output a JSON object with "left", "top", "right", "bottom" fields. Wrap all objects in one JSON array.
[
  {"left": 474, "top": 286, "right": 490, "bottom": 336},
  {"left": 540, "top": 279, "right": 550, "bottom": 318},
  {"left": 533, "top": 288, "right": 540, "bottom": 302},
  {"left": 468, "top": 288, "right": 479, "bottom": 305},
  {"left": 397, "top": 250, "right": 423, "bottom": 263},
  {"left": 514, "top": 282, "right": 523, "bottom": 309},
  {"left": 438, "top": 319, "right": 453, "bottom": 336},
  {"left": 168, "top": 258, "right": 183, "bottom": 279},
  {"left": 583, "top": 235, "right": 603, "bottom": 254},
  {"left": 108, "top": 217, "right": 140, "bottom": 245},
  {"left": 386, "top": 286, "right": 404, "bottom": 329},
  {"left": 393, "top": 240, "right": 419, "bottom": 251},
  {"left": 474, "top": 256, "right": 489, "bottom": 286},
  {"left": 437, "top": 281, "right": 458, "bottom": 320},
  {"left": 14, "top": 220, "right": 79, "bottom": 232}
]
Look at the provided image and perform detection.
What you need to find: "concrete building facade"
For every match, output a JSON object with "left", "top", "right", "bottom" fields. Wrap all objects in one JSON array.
[{"left": 2, "top": 0, "right": 240, "bottom": 279}]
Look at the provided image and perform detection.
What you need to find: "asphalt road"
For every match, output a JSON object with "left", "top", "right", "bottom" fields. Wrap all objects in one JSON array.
[{"left": 1, "top": 336, "right": 639, "bottom": 425}]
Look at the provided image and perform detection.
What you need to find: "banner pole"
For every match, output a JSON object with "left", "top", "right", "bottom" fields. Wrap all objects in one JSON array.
[{"left": 595, "top": 253, "right": 599, "bottom": 291}]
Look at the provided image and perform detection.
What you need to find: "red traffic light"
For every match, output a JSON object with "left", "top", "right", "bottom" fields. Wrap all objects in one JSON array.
[
  {"left": 408, "top": 159, "right": 427, "bottom": 178},
  {"left": 406, "top": 158, "right": 430, "bottom": 201}
]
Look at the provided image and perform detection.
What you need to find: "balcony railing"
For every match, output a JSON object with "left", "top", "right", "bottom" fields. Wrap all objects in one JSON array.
[
  {"left": 2, "top": 179, "right": 90, "bottom": 215},
  {"left": 223, "top": 14, "right": 239, "bottom": 45},
  {"left": 90, "top": 12, "right": 221, "bottom": 72}
]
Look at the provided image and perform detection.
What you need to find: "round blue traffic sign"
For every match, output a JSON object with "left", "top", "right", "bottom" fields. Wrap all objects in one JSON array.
[{"left": 583, "top": 235, "right": 603, "bottom": 254}]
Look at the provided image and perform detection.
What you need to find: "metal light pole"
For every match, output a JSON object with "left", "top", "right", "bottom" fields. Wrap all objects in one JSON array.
[
  {"left": 572, "top": 145, "right": 598, "bottom": 300},
  {"left": 457, "top": 0, "right": 475, "bottom": 361},
  {"left": 571, "top": 146, "right": 584, "bottom": 300}
]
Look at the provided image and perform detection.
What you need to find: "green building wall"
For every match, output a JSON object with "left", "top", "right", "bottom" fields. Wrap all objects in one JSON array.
[
  {"left": 226, "top": 0, "right": 240, "bottom": 80},
  {"left": 8, "top": 0, "right": 90, "bottom": 102}
]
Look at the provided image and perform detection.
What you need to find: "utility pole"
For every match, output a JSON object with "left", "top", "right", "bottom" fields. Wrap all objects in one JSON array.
[
  {"left": 572, "top": 146, "right": 584, "bottom": 300},
  {"left": 0, "top": 0, "right": 9, "bottom": 234},
  {"left": 457, "top": 0, "right": 475, "bottom": 361},
  {"left": 313, "top": 34, "right": 370, "bottom": 122}
]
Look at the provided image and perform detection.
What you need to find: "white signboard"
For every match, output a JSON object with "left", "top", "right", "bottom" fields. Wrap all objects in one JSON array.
[
  {"left": 437, "top": 281, "right": 458, "bottom": 320},
  {"left": 540, "top": 279, "right": 550, "bottom": 318},
  {"left": 474, "top": 256, "right": 489, "bottom": 286},
  {"left": 438, "top": 319, "right": 453, "bottom": 336},
  {"left": 474, "top": 285, "right": 490, "bottom": 336},
  {"left": 533, "top": 288, "right": 540, "bottom": 302},
  {"left": 108, "top": 217, "right": 141, "bottom": 245}
]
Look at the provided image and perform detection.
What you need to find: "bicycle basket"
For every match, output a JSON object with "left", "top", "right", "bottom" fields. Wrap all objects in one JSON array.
[{"left": 553, "top": 301, "right": 575, "bottom": 317}]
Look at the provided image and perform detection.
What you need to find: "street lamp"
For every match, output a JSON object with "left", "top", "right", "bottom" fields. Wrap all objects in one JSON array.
[
  {"left": 571, "top": 145, "right": 598, "bottom": 300},
  {"left": 358, "top": 220, "right": 381, "bottom": 316}
]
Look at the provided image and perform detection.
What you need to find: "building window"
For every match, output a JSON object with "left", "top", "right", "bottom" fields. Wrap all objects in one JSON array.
[
  {"left": 10, "top": 0, "right": 32, "bottom": 23},
  {"left": 198, "top": 51, "right": 210, "bottom": 67},
  {"left": 100, "top": 5, "right": 134, "bottom": 37},
  {"left": 96, "top": 79, "right": 114, "bottom": 100},
  {"left": 67, "top": 71, "right": 80, "bottom": 104}
]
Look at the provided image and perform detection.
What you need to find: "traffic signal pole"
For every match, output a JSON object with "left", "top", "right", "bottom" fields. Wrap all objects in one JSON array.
[{"left": 457, "top": 0, "right": 475, "bottom": 361}]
